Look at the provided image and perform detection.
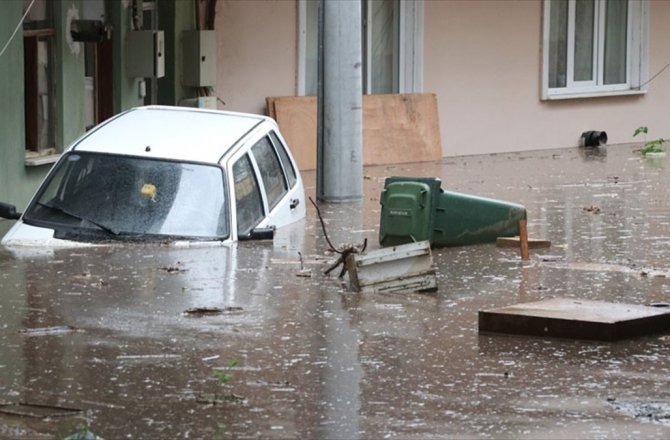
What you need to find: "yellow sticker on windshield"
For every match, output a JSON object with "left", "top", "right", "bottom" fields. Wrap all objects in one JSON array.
[{"left": 141, "top": 183, "right": 157, "bottom": 202}]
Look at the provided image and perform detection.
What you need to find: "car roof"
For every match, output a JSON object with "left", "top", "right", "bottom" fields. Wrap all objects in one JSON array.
[{"left": 71, "top": 106, "right": 269, "bottom": 163}]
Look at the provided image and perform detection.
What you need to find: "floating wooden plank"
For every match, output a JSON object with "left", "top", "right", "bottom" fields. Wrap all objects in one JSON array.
[
  {"left": 0, "top": 402, "right": 83, "bottom": 418},
  {"left": 346, "top": 241, "right": 437, "bottom": 294},
  {"left": 479, "top": 298, "right": 670, "bottom": 341},
  {"left": 267, "top": 94, "right": 443, "bottom": 170},
  {"left": 496, "top": 236, "right": 552, "bottom": 248}
]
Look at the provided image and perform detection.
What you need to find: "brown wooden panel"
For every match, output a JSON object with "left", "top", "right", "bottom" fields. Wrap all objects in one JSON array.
[
  {"left": 479, "top": 298, "right": 670, "bottom": 341},
  {"left": 362, "top": 94, "right": 442, "bottom": 167},
  {"left": 268, "top": 94, "right": 443, "bottom": 171},
  {"left": 273, "top": 96, "right": 317, "bottom": 171}
]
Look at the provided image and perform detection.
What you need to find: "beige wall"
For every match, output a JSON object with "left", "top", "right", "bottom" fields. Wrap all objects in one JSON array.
[
  {"left": 216, "top": 0, "right": 297, "bottom": 115},
  {"left": 425, "top": 0, "right": 670, "bottom": 156},
  {"left": 214, "top": 0, "right": 670, "bottom": 157}
]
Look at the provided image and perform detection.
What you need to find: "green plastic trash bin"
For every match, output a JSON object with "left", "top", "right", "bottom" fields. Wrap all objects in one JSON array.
[{"left": 379, "top": 176, "right": 527, "bottom": 247}]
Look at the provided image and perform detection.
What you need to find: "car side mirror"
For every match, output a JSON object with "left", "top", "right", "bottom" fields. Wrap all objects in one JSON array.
[
  {"left": 0, "top": 202, "right": 21, "bottom": 220},
  {"left": 239, "top": 226, "right": 275, "bottom": 241}
]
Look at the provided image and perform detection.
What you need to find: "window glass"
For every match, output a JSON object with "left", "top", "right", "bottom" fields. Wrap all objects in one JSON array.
[
  {"left": 574, "top": 0, "right": 595, "bottom": 82},
  {"left": 305, "top": 0, "right": 319, "bottom": 96},
  {"left": 365, "top": 0, "right": 399, "bottom": 94},
  {"left": 24, "top": 153, "right": 229, "bottom": 240},
  {"left": 548, "top": 0, "right": 568, "bottom": 88},
  {"left": 233, "top": 155, "right": 265, "bottom": 235},
  {"left": 304, "top": 0, "right": 400, "bottom": 95},
  {"left": 23, "top": 0, "right": 55, "bottom": 152},
  {"left": 604, "top": 0, "right": 628, "bottom": 85},
  {"left": 251, "top": 137, "right": 288, "bottom": 211},
  {"left": 23, "top": 0, "right": 51, "bottom": 27},
  {"left": 545, "top": 0, "right": 638, "bottom": 96},
  {"left": 269, "top": 132, "right": 297, "bottom": 189}
]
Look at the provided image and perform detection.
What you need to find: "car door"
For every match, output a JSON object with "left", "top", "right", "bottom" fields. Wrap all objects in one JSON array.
[
  {"left": 249, "top": 131, "right": 305, "bottom": 229},
  {"left": 231, "top": 153, "right": 266, "bottom": 239}
]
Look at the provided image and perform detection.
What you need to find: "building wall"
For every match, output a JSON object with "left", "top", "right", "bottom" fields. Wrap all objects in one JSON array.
[
  {"left": 213, "top": 0, "right": 670, "bottom": 158},
  {"left": 110, "top": 0, "right": 146, "bottom": 113},
  {"left": 158, "top": 0, "right": 196, "bottom": 107},
  {"left": 0, "top": 0, "right": 89, "bottom": 236},
  {"left": 424, "top": 0, "right": 670, "bottom": 156},
  {"left": 0, "top": 0, "right": 150, "bottom": 237},
  {"left": 215, "top": 0, "right": 297, "bottom": 115},
  {"left": 55, "top": 0, "right": 87, "bottom": 150},
  {"left": 0, "top": 1, "right": 29, "bottom": 236}
]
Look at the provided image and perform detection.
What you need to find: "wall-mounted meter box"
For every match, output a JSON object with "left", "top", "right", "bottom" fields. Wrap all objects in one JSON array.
[
  {"left": 126, "top": 30, "right": 165, "bottom": 78},
  {"left": 182, "top": 30, "right": 216, "bottom": 87}
]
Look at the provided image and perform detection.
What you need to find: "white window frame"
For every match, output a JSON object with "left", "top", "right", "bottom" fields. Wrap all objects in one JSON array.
[
  {"left": 297, "top": 0, "right": 423, "bottom": 96},
  {"left": 541, "top": 0, "right": 649, "bottom": 100}
]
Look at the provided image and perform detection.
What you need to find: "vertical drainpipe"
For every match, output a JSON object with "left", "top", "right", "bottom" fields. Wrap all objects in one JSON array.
[{"left": 316, "top": 0, "right": 363, "bottom": 203}]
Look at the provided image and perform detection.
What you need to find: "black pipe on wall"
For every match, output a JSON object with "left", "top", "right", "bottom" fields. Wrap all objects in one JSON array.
[{"left": 581, "top": 131, "right": 608, "bottom": 147}]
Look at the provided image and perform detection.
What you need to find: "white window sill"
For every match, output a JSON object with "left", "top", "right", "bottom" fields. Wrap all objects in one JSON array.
[
  {"left": 543, "top": 89, "right": 647, "bottom": 101},
  {"left": 25, "top": 152, "right": 60, "bottom": 167}
]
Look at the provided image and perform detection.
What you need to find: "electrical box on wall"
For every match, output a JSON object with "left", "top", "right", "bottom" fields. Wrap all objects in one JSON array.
[
  {"left": 126, "top": 30, "right": 165, "bottom": 78},
  {"left": 180, "top": 97, "right": 217, "bottom": 109},
  {"left": 182, "top": 30, "right": 216, "bottom": 87}
]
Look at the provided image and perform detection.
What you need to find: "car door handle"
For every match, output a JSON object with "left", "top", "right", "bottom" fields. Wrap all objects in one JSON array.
[{"left": 290, "top": 198, "right": 300, "bottom": 209}]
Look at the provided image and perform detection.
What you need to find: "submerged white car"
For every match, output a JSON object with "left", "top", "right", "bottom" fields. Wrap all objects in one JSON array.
[{"left": 0, "top": 106, "right": 305, "bottom": 246}]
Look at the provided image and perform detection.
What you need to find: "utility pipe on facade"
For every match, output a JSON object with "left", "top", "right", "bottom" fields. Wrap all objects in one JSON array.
[{"left": 316, "top": 0, "right": 363, "bottom": 202}]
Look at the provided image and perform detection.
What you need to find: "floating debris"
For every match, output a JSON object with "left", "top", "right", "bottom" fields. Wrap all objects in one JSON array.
[
  {"left": 347, "top": 241, "right": 437, "bottom": 294},
  {"left": 480, "top": 298, "right": 670, "bottom": 341},
  {"left": 19, "top": 326, "right": 79, "bottom": 336},
  {"left": 160, "top": 265, "right": 188, "bottom": 274},
  {"left": 583, "top": 205, "right": 601, "bottom": 214},
  {"left": 196, "top": 393, "right": 245, "bottom": 405},
  {"left": 183, "top": 306, "right": 243, "bottom": 317},
  {"left": 610, "top": 400, "right": 670, "bottom": 426},
  {"left": 0, "top": 402, "right": 82, "bottom": 418},
  {"left": 116, "top": 354, "right": 182, "bottom": 360}
]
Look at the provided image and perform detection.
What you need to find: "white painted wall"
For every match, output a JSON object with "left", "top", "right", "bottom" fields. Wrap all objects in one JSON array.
[{"left": 424, "top": 0, "right": 670, "bottom": 156}]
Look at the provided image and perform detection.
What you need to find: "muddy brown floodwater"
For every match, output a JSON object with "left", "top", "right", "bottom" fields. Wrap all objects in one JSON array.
[{"left": 2, "top": 145, "right": 670, "bottom": 439}]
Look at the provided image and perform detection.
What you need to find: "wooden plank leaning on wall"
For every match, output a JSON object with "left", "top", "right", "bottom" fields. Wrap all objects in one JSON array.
[{"left": 265, "top": 93, "right": 442, "bottom": 171}]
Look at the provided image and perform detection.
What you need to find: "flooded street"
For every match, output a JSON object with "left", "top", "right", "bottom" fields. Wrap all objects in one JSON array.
[{"left": 2, "top": 144, "right": 670, "bottom": 438}]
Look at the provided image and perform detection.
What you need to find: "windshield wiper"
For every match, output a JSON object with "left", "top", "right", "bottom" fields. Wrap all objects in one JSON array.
[{"left": 36, "top": 202, "right": 119, "bottom": 236}]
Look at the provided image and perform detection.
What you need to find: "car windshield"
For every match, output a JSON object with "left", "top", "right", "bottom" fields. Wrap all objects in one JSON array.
[{"left": 23, "top": 152, "right": 229, "bottom": 241}]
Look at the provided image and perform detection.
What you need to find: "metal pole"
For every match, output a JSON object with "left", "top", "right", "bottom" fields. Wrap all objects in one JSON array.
[{"left": 316, "top": 0, "right": 363, "bottom": 203}]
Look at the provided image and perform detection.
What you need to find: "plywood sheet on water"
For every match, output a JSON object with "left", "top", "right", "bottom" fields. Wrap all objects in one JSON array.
[
  {"left": 479, "top": 298, "right": 670, "bottom": 341},
  {"left": 266, "top": 93, "right": 442, "bottom": 171}
]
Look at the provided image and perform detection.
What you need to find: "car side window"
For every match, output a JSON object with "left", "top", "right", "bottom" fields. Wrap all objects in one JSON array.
[
  {"left": 251, "top": 136, "right": 288, "bottom": 211},
  {"left": 269, "top": 131, "right": 297, "bottom": 189},
  {"left": 233, "top": 155, "right": 264, "bottom": 235}
]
